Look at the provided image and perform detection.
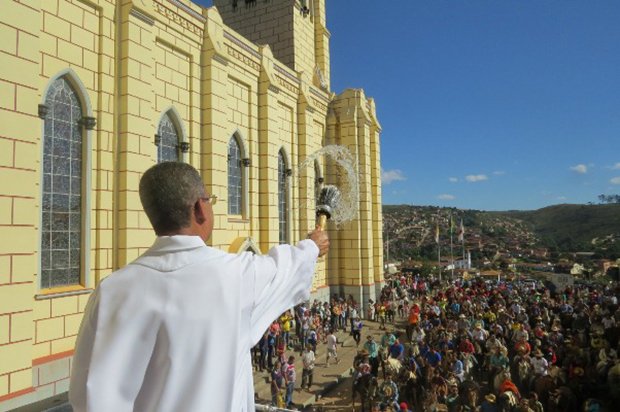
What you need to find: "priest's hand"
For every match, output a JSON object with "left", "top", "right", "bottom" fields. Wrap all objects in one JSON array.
[{"left": 308, "top": 227, "right": 330, "bottom": 257}]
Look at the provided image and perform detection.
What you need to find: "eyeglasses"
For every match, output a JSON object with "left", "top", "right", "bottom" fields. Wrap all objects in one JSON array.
[{"left": 200, "top": 194, "right": 218, "bottom": 205}]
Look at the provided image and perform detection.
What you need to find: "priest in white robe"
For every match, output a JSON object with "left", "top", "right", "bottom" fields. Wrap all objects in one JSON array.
[{"left": 69, "top": 162, "right": 330, "bottom": 412}]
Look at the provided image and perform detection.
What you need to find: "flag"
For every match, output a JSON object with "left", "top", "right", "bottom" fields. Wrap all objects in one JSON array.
[
  {"left": 435, "top": 224, "right": 440, "bottom": 244},
  {"left": 450, "top": 215, "right": 455, "bottom": 234},
  {"left": 457, "top": 219, "right": 465, "bottom": 242}
]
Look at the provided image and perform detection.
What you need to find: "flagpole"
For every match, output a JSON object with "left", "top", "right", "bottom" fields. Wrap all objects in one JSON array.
[
  {"left": 438, "top": 237, "right": 441, "bottom": 282},
  {"left": 450, "top": 213, "right": 454, "bottom": 280},
  {"left": 459, "top": 219, "right": 466, "bottom": 262},
  {"left": 435, "top": 217, "right": 441, "bottom": 283}
]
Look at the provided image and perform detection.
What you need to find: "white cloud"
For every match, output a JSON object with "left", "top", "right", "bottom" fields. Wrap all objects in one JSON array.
[
  {"left": 557, "top": 196, "right": 567, "bottom": 201},
  {"left": 381, "top": 168, "right": 406, "bottom": 184},
  {"left": 493, "top": 171, "right": 505, "bottom": 176},
  {"left": 448, "top": 177, "right": 458, "bottom": 183},
  {"left": 612, "top": 163, "right": 620, "bottom": 170},
  {"left": 611, "top": 177, "right": 620, "bottom": 185},
  {"left": 465, "top": 174, "right": 488, "bottom": 182},
  {"left": 570, "top": 164, "right": 588, "bottom": 174},
  {"left": 438, "top": 194, "right": 455, "bottom": 200}
]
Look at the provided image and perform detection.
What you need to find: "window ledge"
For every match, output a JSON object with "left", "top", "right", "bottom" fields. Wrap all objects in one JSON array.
[
  {"left": 35, "top": 285, "right": 93, "bottom": 300},
  {"left": 228, "top": 216, "right": 249, "bottom": 224}
]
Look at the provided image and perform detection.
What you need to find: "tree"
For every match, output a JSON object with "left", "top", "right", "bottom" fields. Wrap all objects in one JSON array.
[{"left": 598, "top": 194, "right": 620, "bottom": 204}]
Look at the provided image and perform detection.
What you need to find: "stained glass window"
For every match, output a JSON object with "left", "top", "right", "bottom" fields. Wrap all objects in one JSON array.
[
  {"left": 41, "top": 77, "right": 83, "bottom": 288},
  {"left": 278, "top": 150, "right": 288, "bottom": 244},
  {"left": 228, "top": 136, "right": 242, "bottom": 215},
  {"left": 157, "top": 112, "right": 180, "bottom": 163}
]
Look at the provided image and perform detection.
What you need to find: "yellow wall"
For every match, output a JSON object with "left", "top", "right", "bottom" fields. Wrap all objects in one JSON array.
[{"left": 0, "top": 0, "right": 382, "bottom": 408}]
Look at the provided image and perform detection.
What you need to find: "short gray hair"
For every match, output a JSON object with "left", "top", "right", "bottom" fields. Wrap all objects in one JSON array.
[{"left": 139, "top": 162, "right": 205, "bottom": 235}]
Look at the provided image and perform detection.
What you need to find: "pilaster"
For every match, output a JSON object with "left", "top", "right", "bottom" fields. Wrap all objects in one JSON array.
[
  {"left": 201, "top": 6, "right": 230, "bottom": 247},
  {"left": 257, "top": 45, "right": 281, "bottom": 251},
  {"left": 115, "top": 0, "right": 158, "bottom": 266}
]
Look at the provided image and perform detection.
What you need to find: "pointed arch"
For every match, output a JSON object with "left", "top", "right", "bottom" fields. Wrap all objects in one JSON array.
[
  {"left": 227, "top": 131, "right": 246, "bottom": 215},
  {"left": 278, "top": 148, "right": 290, "bottom": 244},
  {"left": 228, "top": 237, "right": 262, "bottom": 255},
  {"left": 39, "top": 70, "right": 94, "bottom": 289},
  {"left": 156, "top": 107, "right": 187, "bottom": 163},
  {"left": 40, "top": 68, "right": 94, "bottom": 117}
]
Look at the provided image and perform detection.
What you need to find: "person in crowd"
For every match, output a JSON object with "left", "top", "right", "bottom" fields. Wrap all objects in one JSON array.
[
  {"left": 379, "top": 372, "right": 400, "bottom": 411},
  {"left": 270, "top": 359, "right": 284, "bottom": 407},
  {"left": 284, "top": 355, "right": 296, "bottom": 408},
  {"left": 300, "top": 345, "right": 315, "bottom": 391},
  {"left": 365, "top": 335, "right": 380, "bottom": 377},
  {"left": 352, "top": 316, "right": 364, "bottom": 347}
]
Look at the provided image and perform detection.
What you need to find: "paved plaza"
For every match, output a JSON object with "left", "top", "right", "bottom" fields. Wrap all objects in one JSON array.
[{"left": 253, "top": 319, "right": 391, "bottom": 411}]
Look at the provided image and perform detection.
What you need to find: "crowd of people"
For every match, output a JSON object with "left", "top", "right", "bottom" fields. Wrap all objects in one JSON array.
[
  {"left": 254, "top": 274, "right": 620, "bottom": 412},
  {"left": 252, "top": 298, "right": 364, "bottom": 409}
]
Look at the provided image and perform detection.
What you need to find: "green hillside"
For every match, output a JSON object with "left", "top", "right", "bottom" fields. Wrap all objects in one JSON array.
[
  {"left": 382, "top": 203, "right": 620, "bottom": 260},
  {"left": 492, "top": 204, "right": 620, "bottom": 252}
]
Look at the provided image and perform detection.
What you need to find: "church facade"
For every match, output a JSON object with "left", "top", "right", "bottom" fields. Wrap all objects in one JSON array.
[{"left": 0, "top": 0, "right": 383, "bottom": 408}]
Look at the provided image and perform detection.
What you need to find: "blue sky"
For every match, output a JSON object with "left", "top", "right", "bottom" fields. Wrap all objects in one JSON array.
[{"left": 196, "top": 1, "right": 620, "bottom": 211}]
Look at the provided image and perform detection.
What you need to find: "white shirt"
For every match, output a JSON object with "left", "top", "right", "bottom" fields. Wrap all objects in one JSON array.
[
  {"left": 530, "top": 356, "right": 549, "bottom": 375},
  {"left": 69, "top": 236, "right": 319, "bottom": 412},
  {"left": 327, "top": 334, "right": 338, "bottom": 350},
  {"left": 302, "top": 350, "right": 315, "bottom": 370}
]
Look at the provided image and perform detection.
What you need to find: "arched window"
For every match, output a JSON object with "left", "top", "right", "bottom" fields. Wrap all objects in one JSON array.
[
  {"left": 156, "top": 111, "right": 181, "bottom": 163},
  {"left": 278, "top": 149, "right": 289, "bottom": 244},
  {"left": 228, "top": 136, "right": 243, "bottom": 215},
  {"left": 41, "top": 77, "right": 83, "bottom": 288}
]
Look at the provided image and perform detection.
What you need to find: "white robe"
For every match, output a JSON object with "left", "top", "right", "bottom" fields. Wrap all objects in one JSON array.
[{"left": 69, "top": 235, "right": 319, "bottom": 412}]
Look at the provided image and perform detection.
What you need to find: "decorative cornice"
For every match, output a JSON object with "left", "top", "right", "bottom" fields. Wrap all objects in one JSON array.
[
  {"left": 155, "top": 1, "right": 203, "bottom": 36},
  {"left": 268, "top": 84, "right": 280, "bottom": 94},
  {"left": 130, "top": 7, "right": 155, "bottom": 26},
  {"left": 274, "top": 64, "right": 300, "bottom": 85},
  {"left": 310, "top": 97, "right": 327, "bottom": 113},
  {"left": 224, "top": 31, "right": 261, "bottom": 59},
  {"left": 310, "top": 86, "right": 329, "bottom": 102},
  {"left": 226, "top": 44, "right": 260, "bottom": 71},
  {"left": 169, "top": 0, "right": 206, "bottom": 23},
  {"left": 276, "top": 75, "right": 298, "bottom": 95},
  {"left": 212, "top": 54, "right": 229, "bottom": 66}
]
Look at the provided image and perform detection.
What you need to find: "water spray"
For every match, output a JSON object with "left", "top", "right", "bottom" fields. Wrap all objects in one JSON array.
[{"left": 297, "top": 145, "right": 359, "bottom": 227}]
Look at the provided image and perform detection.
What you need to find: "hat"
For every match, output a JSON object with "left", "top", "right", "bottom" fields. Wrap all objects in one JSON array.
[
  {"left": 485, "top": 394, "right": 496, "bottom": 403},
  {"left": 535, "top": 349, "right": 543, "bottom": 356},
  {"left": 400, "top": 402, "right": 409, "bottom": 410}
]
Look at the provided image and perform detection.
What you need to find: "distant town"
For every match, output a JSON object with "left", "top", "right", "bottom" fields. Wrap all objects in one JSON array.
[{"left": 383, "top": 204, "right": 620, "bottom": 286}]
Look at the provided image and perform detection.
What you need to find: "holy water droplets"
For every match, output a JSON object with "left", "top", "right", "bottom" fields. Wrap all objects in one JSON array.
[{"left": 296, "top": 145, "right": 360, "bottom": 227}]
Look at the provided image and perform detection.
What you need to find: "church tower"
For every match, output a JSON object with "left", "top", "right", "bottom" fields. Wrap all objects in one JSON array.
[{"left": 213, "top": 0, "right": 330, "bottom": 90}]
